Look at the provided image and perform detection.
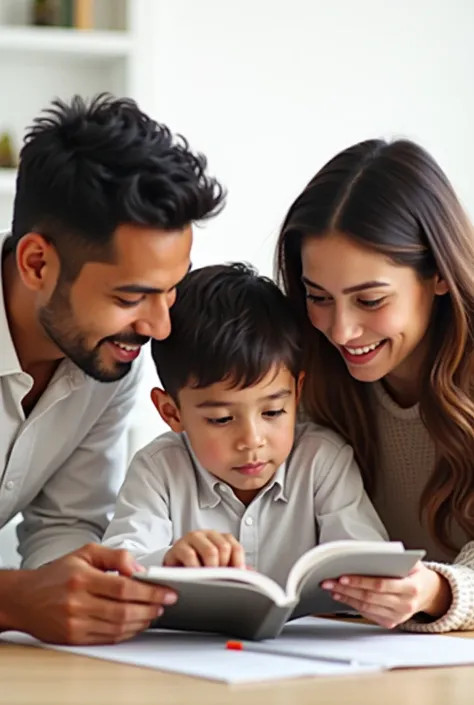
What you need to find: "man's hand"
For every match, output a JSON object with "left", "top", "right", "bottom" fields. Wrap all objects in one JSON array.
[
  {"left": 0, "top": 543, "right": 177, "bottom": 645},
  {"left": 164, "top": 530, "right": 246, "bottom": 568}
]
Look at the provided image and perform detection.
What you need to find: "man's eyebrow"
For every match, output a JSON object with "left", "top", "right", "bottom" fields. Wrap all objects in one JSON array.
[
  {"left": 195, "top": 389, "right": 292, "bottom": 408},
  {"left": 113, "top": 284, "right": 168, "bottom": 295},
  {"left": 302, "top": 275, "right": 390, "bottom": 295},
  {"left": 113, "top": 264, "right": 193, "bottom": 295}
]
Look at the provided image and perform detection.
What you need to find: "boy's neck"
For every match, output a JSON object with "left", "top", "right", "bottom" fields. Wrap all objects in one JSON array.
[{"left": 232, "top": 486, "right": 260, "bottom": 506}]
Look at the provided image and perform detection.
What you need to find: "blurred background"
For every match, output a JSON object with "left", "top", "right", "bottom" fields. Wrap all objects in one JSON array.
[{"left": 1, "top": 0, "right": 473, "bottom": 563}]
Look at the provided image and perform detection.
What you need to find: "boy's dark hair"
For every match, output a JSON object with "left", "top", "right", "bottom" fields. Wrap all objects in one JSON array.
[
  {"left": 151, "top": 262, "right": 303, "bottom": 401},
  {"left": 7, "top": 92, "right": 225, "bottom": 280}
]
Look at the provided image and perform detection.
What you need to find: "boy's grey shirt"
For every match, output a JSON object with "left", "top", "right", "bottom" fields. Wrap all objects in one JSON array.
[{"left": 103, "top": 422, "right": 388, "bottom": 586}]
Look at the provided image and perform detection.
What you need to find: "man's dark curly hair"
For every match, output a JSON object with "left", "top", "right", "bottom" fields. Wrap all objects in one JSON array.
[{"left": 7, "top": 92, "right": 225, "bottom": 279}]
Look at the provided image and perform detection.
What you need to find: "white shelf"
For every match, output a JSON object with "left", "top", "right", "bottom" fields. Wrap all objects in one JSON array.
[
  {"left": 0, "top": 26, "right": 133, "bottom": 59},
  {"left": 0, "top": 169, "right": 17, "bottom": 197}
]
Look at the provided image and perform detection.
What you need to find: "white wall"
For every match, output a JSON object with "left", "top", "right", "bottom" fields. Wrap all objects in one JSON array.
[
  {"left": 143, "top": 0, "right": 474, "bottom": 269},
  {"left": 130, "top": 0, "right": 474, "bottom": 451}
]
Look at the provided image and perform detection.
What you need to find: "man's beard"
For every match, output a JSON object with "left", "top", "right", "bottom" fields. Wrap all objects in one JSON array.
[{"left": 38, "top": 279, "right": 136, "bottom": 383}]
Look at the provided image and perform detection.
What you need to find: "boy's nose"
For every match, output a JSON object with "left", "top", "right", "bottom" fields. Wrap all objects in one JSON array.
[{"left": 236, "top": 424, "right": 266, "bottom": 451}]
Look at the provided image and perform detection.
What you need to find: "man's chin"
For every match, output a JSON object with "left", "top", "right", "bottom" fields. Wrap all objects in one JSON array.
[
  {"left": 94, "top": 361, "right": 132, "bottom": 383},
  {"left": 74, "top": 357, "right": 132, "bottom": 383}
]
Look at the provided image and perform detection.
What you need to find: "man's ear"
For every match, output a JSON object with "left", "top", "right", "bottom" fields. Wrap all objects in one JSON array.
[
  {"left": 295, "top": 371, "right": 305, "bottom": 404},
  {"left": 16, "top": 233, "right": 60, "bottom": 292},
  {"left": 150, "top": 388, "right": 184, "bottom": 433}
]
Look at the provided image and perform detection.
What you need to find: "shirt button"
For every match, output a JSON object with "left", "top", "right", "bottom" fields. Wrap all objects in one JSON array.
[
  {"left": 5, "top": 481, "right": 14, "bottom": 491},
  {"left": 244, "top": 516, "right": 254, "bottom": 526}
]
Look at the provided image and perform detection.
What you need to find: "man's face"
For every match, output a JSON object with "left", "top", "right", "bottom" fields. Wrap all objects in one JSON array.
[{"left": 38, "top": 224, "right": 192, "bottom": 382}]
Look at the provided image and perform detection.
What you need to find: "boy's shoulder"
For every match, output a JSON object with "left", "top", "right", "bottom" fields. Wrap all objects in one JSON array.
[
  {"left": 294, "top": 421, "right": 351, "bottom": 451},
  {"left": 284, "top": 422, "right": 356, "bottom": 480},
  {"left": 133, "top": 430, "right": 192, "bottom": 467}
]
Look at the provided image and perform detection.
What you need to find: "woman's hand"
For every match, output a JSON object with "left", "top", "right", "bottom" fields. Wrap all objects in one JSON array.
[{"left": 321, "top": 561, "right": 452, "bottom": 628}]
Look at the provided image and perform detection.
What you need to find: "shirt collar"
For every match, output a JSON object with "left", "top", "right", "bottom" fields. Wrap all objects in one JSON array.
[
  {"left": 181, "top": 433, "right": 222, "bottom": 508},
  {"left": 271, "top": 462, "right": 289, "bottom": 503},
  {"left": 181, "top": 433, "right": 289, "bottom": 507},
  {"left": 0, "top": 232, "right": 23, "bottom": 377}
]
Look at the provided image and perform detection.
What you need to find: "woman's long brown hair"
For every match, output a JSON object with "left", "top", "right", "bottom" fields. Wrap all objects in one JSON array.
[{"left": 276, "top": 138, "right": 474, "bottom": 554}]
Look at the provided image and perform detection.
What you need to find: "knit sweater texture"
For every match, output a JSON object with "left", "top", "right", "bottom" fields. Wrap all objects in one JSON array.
[{"left": 371, "top": 382, "right": 474, "bottom": 632}]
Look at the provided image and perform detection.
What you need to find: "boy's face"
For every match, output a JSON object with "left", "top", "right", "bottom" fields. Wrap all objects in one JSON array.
[{"left": 153, "top": 365, "right": 303, "bottom": 504}]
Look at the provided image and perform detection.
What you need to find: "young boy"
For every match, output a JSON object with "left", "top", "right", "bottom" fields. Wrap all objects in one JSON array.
[{"left": 102, "top": 263, "right": 387, "bottom": 587}]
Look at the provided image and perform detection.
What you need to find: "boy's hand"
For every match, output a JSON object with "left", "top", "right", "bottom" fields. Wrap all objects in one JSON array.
[{"left": 163, "top": 530, "right": 246, "bottom": 568}]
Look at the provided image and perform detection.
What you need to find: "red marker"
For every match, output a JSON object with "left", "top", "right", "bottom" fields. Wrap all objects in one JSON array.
[{"left": 225, "top": 640, "right": 360, "bottom": 666}]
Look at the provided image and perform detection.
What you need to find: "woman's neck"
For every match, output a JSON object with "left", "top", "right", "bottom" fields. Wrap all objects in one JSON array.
[
  {"left": 380, "top": 374, "right": 420, "bottom": 408},
  {"left": 381, "top": 341, "right": 429, "bottom": 408}
]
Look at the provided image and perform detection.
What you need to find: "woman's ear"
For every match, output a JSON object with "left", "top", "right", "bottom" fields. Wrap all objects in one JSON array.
[
  {"left": 295, "top": 371, "right": 305, "bottom": 404},
  {"left": 434, "top": 274, "right": 449, "bottom": 296},
  {"left": 150, "top": 388, "right": 184, "bottom": 433}
]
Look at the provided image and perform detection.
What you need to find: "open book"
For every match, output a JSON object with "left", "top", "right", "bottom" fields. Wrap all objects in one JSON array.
[{"left": 133, "top": 540, "right": 425, "bottom": 641}]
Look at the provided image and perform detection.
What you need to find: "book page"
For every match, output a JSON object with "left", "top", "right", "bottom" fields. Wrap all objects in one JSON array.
[
  {"left": 136, "top": 567, "right": 288, "bottom": 605},
  {"left": 286, "top": 540, "right": 406, "bottom": 597}
]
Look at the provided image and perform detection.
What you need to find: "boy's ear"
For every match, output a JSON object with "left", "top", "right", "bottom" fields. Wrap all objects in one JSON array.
[
  {"left": 295, "top": 371, "right": 305, "bottom": 404},
  {"left": 150, "top": 388, "right": 184, "bottom": 433}
]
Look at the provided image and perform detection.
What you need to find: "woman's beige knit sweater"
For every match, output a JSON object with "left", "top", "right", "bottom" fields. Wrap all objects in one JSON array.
[{"left": 371, "top": 382, "right": 474, "bottom": 632}]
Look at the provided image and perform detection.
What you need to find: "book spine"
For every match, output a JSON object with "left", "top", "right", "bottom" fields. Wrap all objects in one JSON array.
[
  {"left": 73, "top": 0, "right": 94, "bottom": 30},
  {"left": 251, "top": 604, "right": 296, "bottom": 641}
]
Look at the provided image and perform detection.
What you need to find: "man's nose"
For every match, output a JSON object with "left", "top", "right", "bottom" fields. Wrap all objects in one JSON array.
[{"left": 134, "top": 301, "right": 172, "bottom": 341}]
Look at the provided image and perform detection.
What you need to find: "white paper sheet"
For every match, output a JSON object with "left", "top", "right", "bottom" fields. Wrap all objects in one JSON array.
[
  {"left": 3, "top": 617, "right": 472, "bottom": 683},
  {"left": 251, "top": 617, "right": 474, "bottom": 669},
  {"left": 0, "top": 628, "right": 380, "bottom": 684}
]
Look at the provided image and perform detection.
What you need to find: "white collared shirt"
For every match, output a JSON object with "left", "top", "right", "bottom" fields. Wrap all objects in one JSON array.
[
  {"left": 0, "top": 233, "right": 143, "bottom": 568},
  {"left": 103, "top": 423, "right": 388, "bottom": 586}
]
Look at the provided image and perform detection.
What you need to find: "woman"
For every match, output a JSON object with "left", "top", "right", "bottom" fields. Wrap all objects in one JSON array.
[{"left": 276, "top": 138, "right": 474, "bottom": 632}]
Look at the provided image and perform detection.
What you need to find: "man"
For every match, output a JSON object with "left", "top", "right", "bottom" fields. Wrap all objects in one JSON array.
[{"left": 0, "top": 93, "right": 224, "bottom": 644}]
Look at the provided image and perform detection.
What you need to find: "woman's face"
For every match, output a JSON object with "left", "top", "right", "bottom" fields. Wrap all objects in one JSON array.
[{"left": 300, "top": 231, "right": 448, "bottom": 394}]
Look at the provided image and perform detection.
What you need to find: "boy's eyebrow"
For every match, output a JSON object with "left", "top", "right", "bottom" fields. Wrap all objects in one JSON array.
[
  {"left": 195, "top": 388, "right": 293, "bottom": 408},
  {"left": 301, "top": 275, "right": 389, "bottom": 295}
]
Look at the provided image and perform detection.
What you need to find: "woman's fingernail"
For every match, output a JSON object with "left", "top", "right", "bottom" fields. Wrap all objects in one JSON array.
[
  {"left": 333, "top": 593, "right": 341, "bottom": 601},
  {"left": 340, "top": 576, "right": 350, "bottom": 585},
  {"left": 322, "top": 581, "right": 335, "bottom": 590},
  {"left": 134, "top": 561, "right": 145, "bottom": 572},
  {"left": 163, "top": 591, "right": 178, "bottom": 605}
]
